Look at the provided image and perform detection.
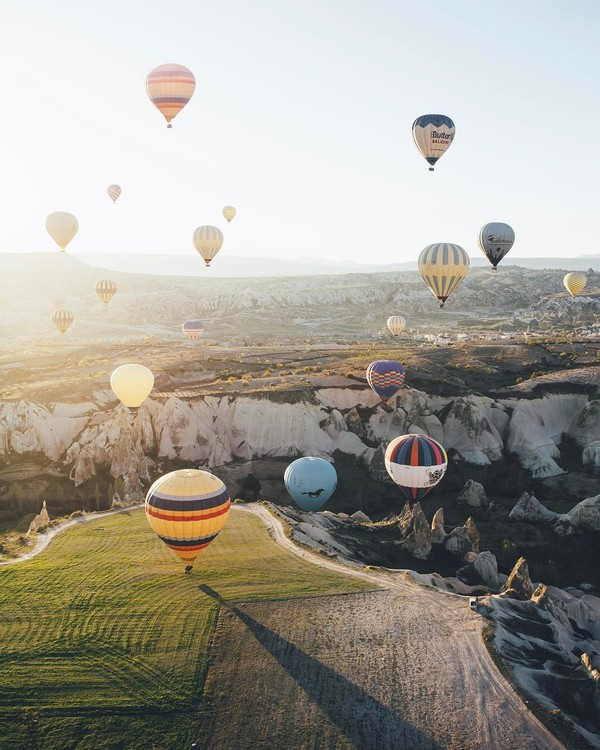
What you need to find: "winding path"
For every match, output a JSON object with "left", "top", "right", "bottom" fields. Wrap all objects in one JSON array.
[{"left": 234, "top": 504, "right": 564, "bottom": 750}]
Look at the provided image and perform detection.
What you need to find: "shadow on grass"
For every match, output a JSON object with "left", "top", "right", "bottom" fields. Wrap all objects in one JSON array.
[{"left": 199, "top": 584, "right": 442, "bottom": 750}]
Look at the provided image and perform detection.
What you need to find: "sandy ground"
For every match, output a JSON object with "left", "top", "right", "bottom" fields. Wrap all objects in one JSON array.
[{"left": 195, "top": 504, "right": 564, "bottom": 750}]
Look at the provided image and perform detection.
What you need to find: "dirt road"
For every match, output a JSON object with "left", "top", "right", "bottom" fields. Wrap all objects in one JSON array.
[{"left": 196, "top": 504, "right": 564, "bottom": 750}]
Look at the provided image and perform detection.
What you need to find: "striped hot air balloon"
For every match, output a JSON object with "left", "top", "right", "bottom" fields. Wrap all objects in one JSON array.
[
  {"left": 366, "top": 360, "right": 406, "bottom": 403},
  {"left": 145, "top": 469, "right": 230, "bottom": 572},
  {"left": 387, "top": 316, "right": 406, "bottom": 336},
  {"left": 182, "top": 320, "right": 204, "bottom": 340},
  {"left": 107, "top": 184, "right": 121, "bottom": 204},
  {"left": 418, "top": 243, "right": 470, "bottom": 307},
  {"left": 563, "top": 272, "right": 587, "bottom": 297},
  {"left": 46, "top": 212, "right": 78, "bottom": 252},
  {"left": 95, "top": 279, "right": 117, "bottom": 305},
  {"left": 193, "top": 225, "right": 224, "bottom": 267},
  {"left": 412, "top": 114, "right": 455, "bottom": 171},
  {"left": 51, "top": 309, "right": 74, "bottom": 334},
  {"left": 222, "top": 206, "right": 236, "bottom": 223},
  {"left": 146, "top": 64, "right": 196, "bottom": 128},
  {"left": 385, "top": 434, "right": 448, "bottom": 503}
]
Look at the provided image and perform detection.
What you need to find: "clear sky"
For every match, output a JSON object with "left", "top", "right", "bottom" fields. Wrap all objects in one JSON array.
[{"left": 1, "top": 0, "right": 599, "bottom": 264}]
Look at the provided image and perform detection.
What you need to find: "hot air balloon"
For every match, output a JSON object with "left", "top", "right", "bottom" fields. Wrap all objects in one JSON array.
[
  {"left": 387, "top": 316, "right": 406, "bottom": 336},
  {"left": 52, "top": 309, "right": 74, "bottom": 334},
  {"left": 222, "top": 206, "right": 236, "bottom": 223},
  {"left": 46, "top": 212, "right": 78, "bottom": 252},
  {"left": 385, "top": 434, "right": 448, "bottom": 503},
  {"left": 146, "top": 64, "right": 196, "bottom": 128},
  {"left": 182, "top": 320, "right": 204, "bottom": 340},
  {"left": 95, "top": 279, "right": 117, "bottom": 305},
  {"left": 193, "top": 226, "right": 223, "bottom": 267},
  {"left": 418, "top": 243, "right": 470, "bottom": 307},
  {"left": 366, "top": 360, "right": 406, "bottom": 403},
  {"left": 145, "top": 469, "right": 230, "bottom": 572},
  {"left": 284, "top": 457, "right": 337, "bottom": 512},
  {"left": 107, "top": 185, "right": 121, "bottom": 204},
  {"left": 110, "top": 364, "right": 154, "bottom": 409},
  {"left": 478, "top": 222, "right": 515, "bottom": 270},
  {"left": 563, "top": 272, "right": 587, "bottom": 297},
  {"left": 412, "top": 114, "right": 455, "bottom": 171}
]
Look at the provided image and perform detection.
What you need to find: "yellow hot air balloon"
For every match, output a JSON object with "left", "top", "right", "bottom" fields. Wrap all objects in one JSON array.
[
  {"left": 387, "top": 316, "right": 406, "bottom": 336},
  {"left": 107, "top": 184, "right": 121, "bottom": 203},
  {"left": 95, "top": 279, "right": 117, "bottom": 305},
  {"left": 418, "top": 243, "right": 470, "bottom": 308},
  {"left": 145, "top": 468, "right": 230, "bottom": 572},
  {"left": 223, "top": 206, "right": 236, "bottom": 223},
  {"left": 51, "top": 309, "right": 74, "bottom": 334},
  {"left": 110, "top": 364, "right": 154, "bottom": 408},
  {"left": 46, "top": 212, "right": 78, "bottom": 252},
  {"left": 563, "top": 272, "right": 586, "bottom": 297},
  {"left": 193, "top": 226, "right": 224, "bottom": 267},
  {"left": 146, "top": 64, "right": 196, "bottom": 128}
]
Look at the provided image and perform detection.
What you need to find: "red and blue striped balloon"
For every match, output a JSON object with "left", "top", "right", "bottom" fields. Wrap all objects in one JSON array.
[
  {"left": 366, "top": 360, "right": 406, "bottom": 403},
  {"left": 385, "top": 434, "right": 448, "bottom": 503}
]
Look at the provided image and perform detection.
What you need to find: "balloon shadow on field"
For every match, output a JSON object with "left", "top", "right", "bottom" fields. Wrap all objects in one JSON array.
[{"left": 199, "top": 584, "right": 442, "bottom": 750}]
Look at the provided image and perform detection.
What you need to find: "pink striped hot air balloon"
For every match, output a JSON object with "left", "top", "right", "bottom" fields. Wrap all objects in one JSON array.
[{"left": 146, "top": 64, "right": 196, "bottom": 128}]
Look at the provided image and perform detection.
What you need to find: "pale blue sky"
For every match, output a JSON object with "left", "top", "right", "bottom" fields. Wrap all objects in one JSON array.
[{"left": 1, "top": 0, "right": 598, "bottom": 264}]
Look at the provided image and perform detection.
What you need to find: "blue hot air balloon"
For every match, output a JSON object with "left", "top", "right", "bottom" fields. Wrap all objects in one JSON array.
[
  {"left": 366, "top": 360, "right": 406, "bottom": 403},
  {"left": 284, "top": 457, "right": 337, "bottom": 511}
]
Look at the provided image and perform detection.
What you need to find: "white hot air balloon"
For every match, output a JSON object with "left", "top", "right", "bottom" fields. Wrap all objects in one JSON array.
[
  {"left": 107, "top": 185, "right": 122, "bottom": 204},
  {"left": 46, "top": 212, "right": 79, "bottom": 252},
  {"left": 478, "top": 222, "right": 515, "bottom": 270},
  {"left": 110, "top": 364, "right": 154, "bottom": 409},
  {"left": 193, "top": 226, "right": 224, "bottom": 267},
  {"left": 387, "top": 316, "right": 406, "bottom": 336},
  {"left": 222, "top": 206, "right": 236, "bottom": 223}
]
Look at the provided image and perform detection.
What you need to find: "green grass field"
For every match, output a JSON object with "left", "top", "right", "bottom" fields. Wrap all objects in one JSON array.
[{"left": 0, "top": 507, "right": 368, "bottom": 750}]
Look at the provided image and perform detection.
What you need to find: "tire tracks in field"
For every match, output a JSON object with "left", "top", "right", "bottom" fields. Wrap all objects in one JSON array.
[{"left": 237, "top": 503, "right": 564, "bottom": 750}]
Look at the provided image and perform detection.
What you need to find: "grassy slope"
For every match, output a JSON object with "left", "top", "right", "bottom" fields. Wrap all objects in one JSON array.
[{"left": 0, "top": 507, "right": 368, "bottom": 750}]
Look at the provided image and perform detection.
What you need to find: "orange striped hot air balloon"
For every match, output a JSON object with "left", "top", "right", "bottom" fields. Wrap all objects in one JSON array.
[
  {"left": 107, "top": 185, "right": 121, "bottom": 204},
  {"left": 146, "top": 64, "right": 196, "bottom": 128},
  {"left": 51, "top": 309, "right": 74, "bottom": 334},
  {"left": 145, "top": 469, "right": 230, "bottom": 572}
]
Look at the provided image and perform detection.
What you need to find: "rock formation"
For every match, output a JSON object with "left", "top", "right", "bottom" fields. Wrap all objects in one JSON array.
[
  {"left": 27, "top": 501, "right": 50, "bottom": 535},
  {"left": 430, "top": 508, "right": 446, "bottom": 544},
  {"left": 554, "top": 494, "right": 600, "bottom": 535},
  {"left": 464, "top": 517, "right": 480, "bottom": 553},
  {"left": 444, "top": 527, "right": 473, "bottom": 560},
  {"left": 501, "top": 556, "right": 534, "bottom": 600},
  {"left": 458, "top": 479, "right": 488, "bottom": 509},
  {"left": 583, "top": 441, "right": 600, "bottom": 475},
  {"left": 473, "top": 551, "right": 501, "bottom": 591},
  {"left": 508, "top": 491, "right": 557, "bottom": 522},
  {"left": 396, "top": 502, "right": 431, "bottom": 560}
]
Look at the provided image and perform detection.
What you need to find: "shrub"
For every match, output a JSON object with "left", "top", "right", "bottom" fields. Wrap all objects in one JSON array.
[{"left": 263, "top": 369, "right": 272, "bottom": 377}]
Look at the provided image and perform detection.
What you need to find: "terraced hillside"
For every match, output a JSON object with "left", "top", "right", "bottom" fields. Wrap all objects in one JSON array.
[{"left": 0, "top": 508, "right": 368, "bottom": 750}]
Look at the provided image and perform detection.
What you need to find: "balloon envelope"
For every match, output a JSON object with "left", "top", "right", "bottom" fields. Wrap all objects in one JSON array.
[
  {"left": 107, "top": 185, "right": 121, "bottom": 203},
  {"left": 412, "top": 114, "right": 455, "bottom": 171},
  {"left": 418, "top": 243, "right": 469, "bottom": 306},
  {"left": 193, "top": 226, "right": 224, "bottom": 266},
  {"left": 182, "top": 319, "right": 204, "bottom": 340},
  {"left": 223, "top": 206, "right": 236, "bottom": 223},
  {"left": 385, "top": 434, "right": 448, "bottom": 503},
  {"left": 145, "top": 469, "right": 230, "bottom": 570},
  {"left": 146, "top": 63, "right": 196, "bottom": 127},
  {"left": 95, "top": 279, "right": 117, "bottom": 305},
  {"left": 366, "top": 360, "right": 405, "bottom": 403},
  {"left": 563, "top": 272, "right": 586, "bottom": 297},
  {"left": 51, "top": 309, "right": 74, "bottom": 334},
  {"left": 387, "top": 316, "right": 406, "bottom": 336},
  {"left": 46, "top": 212, "right": 78, "bottom": 251},
  {"left": 478, "top": 222, "right": 515, "bottom": 269},
  {"left": 110, "top": 364, "right": 154, "bottom": 408},
  {"left": 284, "top": 457, "right": 337, "bottom": 511}
]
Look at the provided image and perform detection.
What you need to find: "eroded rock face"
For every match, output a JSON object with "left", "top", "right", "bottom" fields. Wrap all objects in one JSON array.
[
  {"left": 464, "top": 517, "right": 480, "bottom": 553},
  {"left": 473, "top": 551, "right": 501, "bottom": 591},
  {"left": 397, "top": 502, "right": 431, "bottom": 560},
  {"left": 430, "top": 508, "right": 446, "bottom": 544},
  {"left": 458, "top": 479, "right": 488, "bottom": 509},
  {"left": 583, "top": 441, "right": 600, "bottom": 475},
  {"left": 555, "top": 494, "right": 600, "bottom": 535},
  {"left": 27, "top": 500, "right": 50, "bottom": 535},
  {"left": 502, "top": 556, "right": 534, "bottom": 600},
  {"left": 444, "top": 527, "right": 473, "bottom": 560},
  {"left": 441, "top": 397, "right": 507, "bottom": 465},
  {"left": 508, "top": 491, "right": 557, "bottom": 522},
  {"left": 345, "top": 407, "right": 366, "bottom": 439}
]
